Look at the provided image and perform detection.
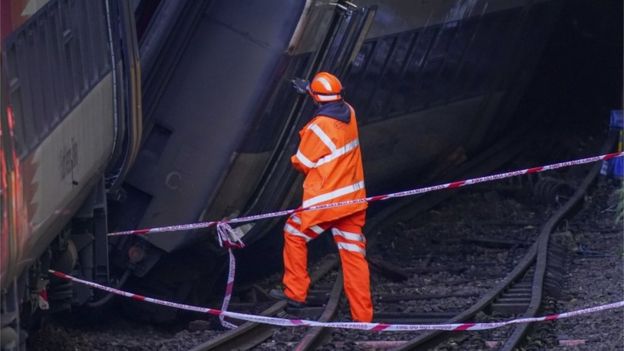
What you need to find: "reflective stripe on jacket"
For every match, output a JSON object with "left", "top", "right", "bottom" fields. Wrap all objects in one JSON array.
[{"left": 291, "top": 102, "right": 367, "bottom": 230}]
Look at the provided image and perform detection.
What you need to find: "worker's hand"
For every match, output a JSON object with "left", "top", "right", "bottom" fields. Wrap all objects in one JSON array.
[{"left": 291, "top": 78, "right": 309, "bottom": 95}]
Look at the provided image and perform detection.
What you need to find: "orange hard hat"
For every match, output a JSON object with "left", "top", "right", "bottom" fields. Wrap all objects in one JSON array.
[{"left": 309, "top": 72, "right": 342, "bottom": 103}]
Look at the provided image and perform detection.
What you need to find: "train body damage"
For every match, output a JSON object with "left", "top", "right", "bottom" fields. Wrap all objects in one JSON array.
[{"left": 109, "top": 0, "right": 562, "bottom": 315}]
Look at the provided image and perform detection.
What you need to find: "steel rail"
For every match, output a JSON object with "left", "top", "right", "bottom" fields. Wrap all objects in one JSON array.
[
  {"left": 189, "top": 258, "right": 338, "bottom": 351},
  {"left": 294, "top": 274, "right": 344, "bottom": 350},
  {"left": 498, "top": 132, "right": 617, "bottom": 350},
  {"left": 396, "top": 132, "right": 617, "bottom": 350}
]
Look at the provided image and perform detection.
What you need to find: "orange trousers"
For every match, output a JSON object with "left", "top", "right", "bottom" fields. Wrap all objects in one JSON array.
[{"left": 282, "top": 210, "right": 373, "bottom": 322}]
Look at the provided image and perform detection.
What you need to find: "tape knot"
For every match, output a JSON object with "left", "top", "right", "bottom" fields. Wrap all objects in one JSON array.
[{"left": 216, "top": 222, "right": 246, "bottom": 249}]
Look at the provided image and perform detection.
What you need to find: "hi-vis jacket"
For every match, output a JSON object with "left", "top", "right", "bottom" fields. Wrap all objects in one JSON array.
[{"left": 291, "top": 102, "right": 367, "bottom": 230}]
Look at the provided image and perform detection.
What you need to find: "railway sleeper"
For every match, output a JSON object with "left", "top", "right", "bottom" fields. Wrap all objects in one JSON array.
[
  {"left": 505, "top": 287, "right": 532, "bottom": 294},
  {"left": 545, "top": 271, "right": 563, "bottom": 281},
  {"left": 489, "top": 302, "right": 530, "bottom": 314},
  {"left": 304, "top": 294, "right": 330, "bottom": 306},
  {"left": 546, "top": 258, "right": 565, "bottom": 271},
  {"left": 548, "top": 241, "right": 567, "bottom": 253},
  {"left": 374, "top": 312, "right": 459, "bottom": 320},
  {"left": 284, "top": 306, "right": 325, "bottom": 319},
  {"left": 462, "top": 237, "right": 531, "bottom": 249},
  {"left": 404, "top": 267, "right": 466, "bottom": 274},
  {"left": 374, "top": 292, "right": 479, "bottom": 302},
  {"left": 368, "top": 256, "right": 410, "bottom": 282},
  {"left": 495, "top": 297, "right": 532, "bottom": 304},
  {"left": 501, "top": 292, "right": 532, "bottom": 298},
  {"left": 547, "top": 251, "right": 566, "bottom": 264},
  {"left": 512, "top": 281, "right": 533, "bottom": 288},
  {"left": 544, "top": 280, "right": 563, "bottom": 298}
]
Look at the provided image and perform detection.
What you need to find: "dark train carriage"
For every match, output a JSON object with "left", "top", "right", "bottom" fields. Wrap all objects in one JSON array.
[{"left": 109, "top": 0, "right": 562, "bottom": 313}]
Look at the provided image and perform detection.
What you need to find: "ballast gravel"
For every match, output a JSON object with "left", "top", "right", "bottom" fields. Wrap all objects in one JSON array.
[{"left": 28, "top": 180, "right": 622, "bottom": 351}]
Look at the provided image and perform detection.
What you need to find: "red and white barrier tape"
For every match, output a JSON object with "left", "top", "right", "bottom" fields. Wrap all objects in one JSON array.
[
  {"left": 107, "top": 152, "right": 624, "bottom": 237},
  {"left": 108, "top": 151, "right": 624, "bottom": 329},
  {"left": 49, "top": 269, "right": 624, "bottom": 332},
  {"left": 217, "top": 248, "right": 238, "bottom": 329},
  {"left": 215, "top": 223, "right": 244, "bottom": 329}
]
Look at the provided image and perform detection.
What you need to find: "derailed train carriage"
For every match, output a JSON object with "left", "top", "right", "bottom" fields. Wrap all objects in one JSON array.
[
  {"left": 1, "top": 0, "right": 562, "bottom": 344},
  {"left": 111, "top": 0, "right": 562, "bottom": 319}
]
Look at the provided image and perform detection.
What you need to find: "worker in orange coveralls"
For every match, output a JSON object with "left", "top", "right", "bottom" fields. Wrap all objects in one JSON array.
[{"left": 270, "top": 72, "right": 373, "bottom": 322}]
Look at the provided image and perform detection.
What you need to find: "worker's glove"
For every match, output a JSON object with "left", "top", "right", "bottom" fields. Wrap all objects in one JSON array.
[{"left": 291, "top": 78, "right": 309, "bottom": 95}]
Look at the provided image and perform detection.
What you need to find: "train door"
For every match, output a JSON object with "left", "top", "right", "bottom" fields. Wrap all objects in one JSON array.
[{"left": 315, "top": 2, "right": 377, "bottom": 78}]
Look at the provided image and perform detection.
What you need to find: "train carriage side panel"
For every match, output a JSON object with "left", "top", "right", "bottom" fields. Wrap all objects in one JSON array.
[
  {"left": 21, "top": 76, "right": 115, "bottom": 273},
  {"left": 347, "top": 0, "right": 562, "bottom": 194},
  {"left": 209, "top": 0, "right": 562, "bottom": 247},
  {"left": 117, "top": 0, "right": 306, "bottom": 253}
]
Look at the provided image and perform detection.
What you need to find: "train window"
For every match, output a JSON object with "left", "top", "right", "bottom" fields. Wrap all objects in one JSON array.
[
  {"left": 42, "top": 11, "right": 62, "bottom": 126},
  {"left": 405, "top": 25, "right": 438, "bottom": 112},
  {"left": 26, "top": 26, "right": 50, "bottom": 139},
  {"left": 371, "top": 31, "right": 416, "bottom": 120},
  {"left": 364, "top": 36, "right": 398, "bottom": 120},
  {"left": 428, "top": 23, "right": 457, "bottom": 61},
  {"left": 15, "top": 33, "right": 40, "bottom": 150},
  {"left": 36, "top": 19, "right": 57, "bottom": 127},
  {"left": 69, "top": 0, "right": 88, "bottom": 94},
  {"left": 3, "top": 0, "right": 114, "bottom": 158},
  {"left": 433, "top": 20, "right": 479, "bottom": 104},
  {"left": 359, "top": 36, "right": 394, "bottom": 121},
  {"left": 343, "top": 41, "right": 374, "bottom": 101},
  {"left": 65, "top": 0, "right": 86, "bottom": 98},
  {"left": 47, "top": 3, "right": 71, "bottom": 116},
  {"left": 6, "top": 47, "right": 26, "bottom": 157},
  {"left": 90, "top": 0, "right": 110, "bottom": 77},
  {"left": 76, "top": 0, "right": 96, "bottom": 85},
  {"left": 58, "top": 0, "right": 78, "bottom": 106},
  {"left": 420, "top": 23, "right": 457, "bottom": 104},
  {"left": 386, "top": 31, "right": 420, "bottom": 117},
  {"left": 63, "top": 38, "right": 77, "bottom": 106}
]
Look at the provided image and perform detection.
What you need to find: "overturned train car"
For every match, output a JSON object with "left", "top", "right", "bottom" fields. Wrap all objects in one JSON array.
[{"left": 109, "top": 0, "right": 562, "bottom": 318}]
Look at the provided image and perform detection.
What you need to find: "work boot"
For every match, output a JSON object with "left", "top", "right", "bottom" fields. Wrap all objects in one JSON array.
[{"left": 268, "top": 289, "right": 305, "bottom": 308}]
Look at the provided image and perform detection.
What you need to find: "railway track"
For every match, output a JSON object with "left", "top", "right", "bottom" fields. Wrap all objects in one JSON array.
[
  {"left": 189, "top": 132, "right": 532, "bottom": 350},
  {"left": 289, "top": 133, "right": 618, "bottom": 351},
  {"left": 27, "top": 126, "right": 619, "bottom": 351},
  {"left": 295, "top": 133, "right": 613, "bottom": 350},
  {"left": 189, "top": 131, "right": 616, "bottom": 351}
]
